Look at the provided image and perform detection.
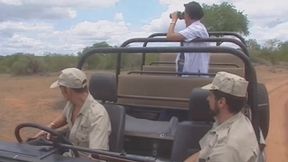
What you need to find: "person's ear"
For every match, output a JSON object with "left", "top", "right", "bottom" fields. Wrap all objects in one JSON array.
[{"left": 218, "top": 97, "right": 226, "bottom": 106}]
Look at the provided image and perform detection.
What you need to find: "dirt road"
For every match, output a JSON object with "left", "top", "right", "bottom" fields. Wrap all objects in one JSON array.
[
  {"left": 256, "top": 66, "right": 288, "bottom": 161},
  {"left": 0, "top": 65, "right": 287, "bottom": 161}
]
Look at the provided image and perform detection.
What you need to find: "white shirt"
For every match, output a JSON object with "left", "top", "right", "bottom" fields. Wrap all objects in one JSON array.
[
  {"left": 178, "top": 20, "right": 210, "bottom": 75},
  {"left": 198, "top": 112, "right": 259, "bottom": 162}
]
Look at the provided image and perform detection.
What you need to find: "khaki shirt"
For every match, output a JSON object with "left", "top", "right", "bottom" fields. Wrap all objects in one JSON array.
[
  {"left": 198, "top": 112, "right": 259, "bottom": 162},
  {"left": 63, "top": 94, "right": 111, "bottom": 152}
]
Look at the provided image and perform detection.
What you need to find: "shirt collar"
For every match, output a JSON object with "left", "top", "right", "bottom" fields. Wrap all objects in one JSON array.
[
  {"left": 211, "top": 112, "right": 242, "bottom": 133},
  {"left": 191, "top": 20, "right": 201, "bottom": 25},
  {"left": 78, "top": 93, "right": 93, "bottom": 116}
]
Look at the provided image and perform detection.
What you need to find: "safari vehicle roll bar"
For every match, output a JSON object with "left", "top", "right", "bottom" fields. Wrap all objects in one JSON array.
[
  {"left": 118, "top": 37, "right": 248, "bottom": 72},
  {"left": 77, "top": 46, "right": 260, "bottom": 145},
  {"left": 146, "top": 32, "right": 247, "bottom": 45},
  {"left": 138, "top": 32, "right": 247, "bottom": 68}
]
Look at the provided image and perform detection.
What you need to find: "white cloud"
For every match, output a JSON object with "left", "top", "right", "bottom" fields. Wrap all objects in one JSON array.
[
  {"left": 0, "top": 13, "right": 145, "bottom": 55},
  {"left": 159, "top": 0, "right": 190, "bottom": 5},
  {"left": 7, "top": 34, "right": 43, "bottom": 48},
  {"left": 114, "top": 13, "right": 124, "bottom": 22},
  {"left": 0, "top": 0, "right": 287, "bottom": 55},
  {"left": 0, "top": 0, "right": 119, "bottom": 21},
  {"left": 248, "top": 21, "right": 288, "bottom": 44},
  {"left": 142, "top": 11, "right": 186, "bottom": 34},
  {"left": 0, "top": 0, "right": 119, "bottom": 8},
  {"left": 0, "top": 21, "right": 54, "bottom": 32},
  {"left": 0, "top": 0, "right": 22, "bottom": 5},
  {"left": 0, "top": 5, "right": 77, "bottom": 21}
]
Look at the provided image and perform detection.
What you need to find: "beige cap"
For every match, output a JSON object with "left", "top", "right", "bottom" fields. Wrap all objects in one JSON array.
[
  {"left": 202, "top": 71, "right": 248, "bottom": 97},
  {"left": 50, "top": 68, "right": 87, "bottom": 89}
]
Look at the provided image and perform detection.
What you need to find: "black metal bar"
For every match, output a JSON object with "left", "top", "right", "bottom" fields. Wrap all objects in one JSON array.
[
  {"left": 146, "top": 33, "right": 166, "bottom": 38},
  {"left": 209, "top": 31, "right": 247, "bottom": 46},
  {"left": 141, "top": 34, "right": 160, "bottom": 70},
  {"left": 140, "top": 32, "right": 246, "bottom": 71},
  {"left": 120, "top": 37, "right": 248, "bottom": 79},
  {"left": 77, "top": 46, "right": 259, "bottom": 144},
  {"left": 120, "top": 37, "right": 248, "bottom": 56},
  {"left": 127, "top": 71, "right": 215, "bottom": 76},
  {"left": 43, "top": 142, "right": 155, "bottom": 162},
  {"left": 149, "top": 61, "right": 175, "bottom": 65},
  {"left": 119, "top": 36, "right": 248, "bottom": 87},
  {"left": 118, "top": 94, "right": 188, "bottom": 102},
  {"left": 148, "top": 61, "right": 240, "bottom": 68},
  {"left": 146, "top": 32, "right": 247, "bottom": 45},
  {"left": 141, "top": 33, "right": 182, "bottom": 69}
]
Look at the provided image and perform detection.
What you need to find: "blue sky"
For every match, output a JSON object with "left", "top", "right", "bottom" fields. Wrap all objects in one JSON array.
[
  {"left": 0, "top": 0, "right": 287, "bottom": 55},
  {"left": 70, "top": 0, "right": 166, "bottom": 30}
]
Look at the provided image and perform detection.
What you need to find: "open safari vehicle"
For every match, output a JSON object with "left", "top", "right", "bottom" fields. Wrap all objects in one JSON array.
[{"left": 1, "top": 32, "right": 269, "bottom": 162}]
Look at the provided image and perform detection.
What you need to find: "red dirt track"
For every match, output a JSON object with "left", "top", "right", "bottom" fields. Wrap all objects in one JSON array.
[{"left": 0, "top": 65, "right": 287, "bottom": 161}]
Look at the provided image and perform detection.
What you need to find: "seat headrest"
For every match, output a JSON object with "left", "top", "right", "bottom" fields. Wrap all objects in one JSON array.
[
  {"left": 189, "top": 88, "right": 214, "bottom": 122},
  {"left": 89, "top": 72, "right": 117, "bottom": 102}
]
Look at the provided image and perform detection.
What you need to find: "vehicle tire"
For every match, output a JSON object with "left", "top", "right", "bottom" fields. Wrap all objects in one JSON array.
[
  {"left": 257, "top": 83, "right": 270, "bottom": 139},
  {"left": 89, "top": 72, "right": 117, "bottom": 103}
]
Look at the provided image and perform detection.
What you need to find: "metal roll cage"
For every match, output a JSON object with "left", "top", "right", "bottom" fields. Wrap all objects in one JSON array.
[{"left": 77, "top": 45, "right": 260, "bottom": 144}]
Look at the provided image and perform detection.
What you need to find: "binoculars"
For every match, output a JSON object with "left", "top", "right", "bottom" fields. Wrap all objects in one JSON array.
[{"left": 169, "top": 11, "right": 184, "bottom": 20}]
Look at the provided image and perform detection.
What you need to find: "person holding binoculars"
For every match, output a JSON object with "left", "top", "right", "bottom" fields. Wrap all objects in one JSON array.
[{"left": 167, "top": 1, "right": 209, "bottom": 77}]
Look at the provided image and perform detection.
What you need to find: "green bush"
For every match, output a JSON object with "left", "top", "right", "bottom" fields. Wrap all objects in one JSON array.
[
  {"left": 43, "top": 55, "right": 78, "bottom": 72},
  {"left": 10, "top": 55, "right": 46, "bottom": 75}
]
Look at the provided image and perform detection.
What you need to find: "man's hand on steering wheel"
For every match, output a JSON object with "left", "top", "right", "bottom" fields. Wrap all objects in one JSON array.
[
  {"left": 33, "top": 130, "right": 50, "bottom": 139},
  {"left": 32, "top": 122, "right": 57, "bottom": 140},
  {"left": 15, "top": 123, "right": 79, "bottom": 157}
]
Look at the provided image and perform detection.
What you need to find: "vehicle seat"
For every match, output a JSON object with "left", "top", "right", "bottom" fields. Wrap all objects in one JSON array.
[
  {"left": 125, "top": 115, "right": 178, "bottom": 139},
  {"left": 171, "top": 88, "right": 213, "bottom": 162},
  {"left": 89, "top": 72, "right": 117, "bottom": 103},
  {"left": 103, "top": 103, "right": 125, "bottom": 152}
]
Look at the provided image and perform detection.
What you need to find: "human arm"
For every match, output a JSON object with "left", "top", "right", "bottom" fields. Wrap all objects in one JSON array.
[
  {"left": 202, "top": 145, "right": 242, "bottom": 162},
  {"left": 47, "top": 113, "right": 67, "bottom": 129},
  {"left": 184, "top": 152, "right": 200, "bottom": 162},
  {"left": 33, "top": 113, "right": 67, "bottom": 139},
  {"left": 167, "top": 11, "right": 186, "bottom": 41},
  {"left": 89, "top": 116, "right": 111, "bottom": 150}
]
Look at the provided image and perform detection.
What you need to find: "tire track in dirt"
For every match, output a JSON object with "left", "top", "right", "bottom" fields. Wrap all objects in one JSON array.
[{"left": 268, "top": 82, "right": 288, "bottom": 94}]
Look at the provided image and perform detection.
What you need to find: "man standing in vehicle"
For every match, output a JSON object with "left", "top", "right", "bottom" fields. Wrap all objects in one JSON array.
[
  {"left": 185, "top": 71, "right": 260, "bottom": 162},
  {"left": 167, "top": 1, "right": 210, "bottom": 76},
  {"left": 35, "top": 68, "right": 111, "bottom": 157}
]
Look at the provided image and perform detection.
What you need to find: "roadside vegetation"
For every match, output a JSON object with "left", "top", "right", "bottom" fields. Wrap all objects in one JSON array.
[{"left": 0, "top": 2, "right": 287, "bottom": 75}]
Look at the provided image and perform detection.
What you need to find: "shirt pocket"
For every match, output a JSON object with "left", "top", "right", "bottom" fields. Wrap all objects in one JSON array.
[
  {"left": 199, "top": 134, "right": 218, "bottom": 160},
  {"left": 75, "top": 123, "right": 90, "bottom": 144}
]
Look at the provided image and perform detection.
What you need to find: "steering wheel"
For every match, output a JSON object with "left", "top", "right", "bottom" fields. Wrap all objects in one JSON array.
[{"left": 15, "top": 123, "right": 79, "bottom": 157}]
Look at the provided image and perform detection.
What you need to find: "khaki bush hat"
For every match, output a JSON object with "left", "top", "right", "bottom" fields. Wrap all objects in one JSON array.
[
  {"left": 202, "top": 71, "right": 248, "bottom": 97},
  {"left": 50, "top": 68, "right": 87, "bottom": 89}
]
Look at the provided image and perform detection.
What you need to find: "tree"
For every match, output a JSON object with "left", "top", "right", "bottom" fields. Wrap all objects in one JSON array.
[
  {"left": 79, "top": 41, "right": 112, "bottom": 56},
  {"left": 79, "top": 41, "right": 115, "bottom": 70},
  {"left": 92, "top": 42, "right": 111, "bottom": 48},
  {"left": 275, "top": 41, "right": 288, "bottom": 62},
  {"left": 202, "top": 2, "right": 249, "bottom": 35},
  {"left": 246, "top": 39, "right": 261, "bottom": 51}
]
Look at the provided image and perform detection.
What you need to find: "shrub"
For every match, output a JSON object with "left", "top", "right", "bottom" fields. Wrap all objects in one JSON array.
[{"left": 11, "top": 55, "right": 45, "bottom": 75}]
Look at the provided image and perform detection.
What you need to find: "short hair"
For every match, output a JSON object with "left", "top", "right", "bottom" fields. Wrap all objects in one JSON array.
[
  {"left": 211, "top": 90, "right": 246, "bottom": 114},
  {"left": 184, "top": 1, "right": 204, "bottom": 20}
]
